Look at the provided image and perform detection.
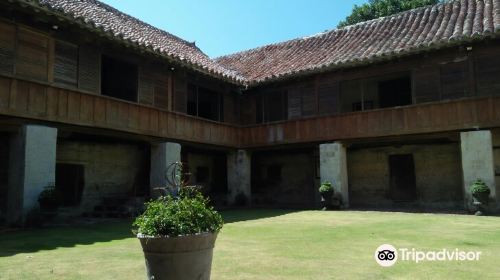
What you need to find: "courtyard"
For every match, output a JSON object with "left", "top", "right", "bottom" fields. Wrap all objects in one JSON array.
[{"left": 0, "top": 210, "right": 499, "bottom": 279}]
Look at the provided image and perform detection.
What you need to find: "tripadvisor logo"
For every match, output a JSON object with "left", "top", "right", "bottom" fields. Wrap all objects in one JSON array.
[{"left": 375, "top": 244, "right": 482, "bottom": 267}]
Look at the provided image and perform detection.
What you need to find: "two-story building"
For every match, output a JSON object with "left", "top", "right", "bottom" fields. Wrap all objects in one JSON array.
[{"left": 1, "top": 0, "right": 499, "bottom": 224}]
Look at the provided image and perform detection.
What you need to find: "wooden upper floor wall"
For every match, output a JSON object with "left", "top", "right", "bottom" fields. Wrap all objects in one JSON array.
[{"left": 0, "top": 10, "right": 500, "bottom": 148}]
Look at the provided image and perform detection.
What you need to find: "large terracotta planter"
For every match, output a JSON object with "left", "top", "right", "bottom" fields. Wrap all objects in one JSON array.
[{"left": 138, "top": 232, "right": 218, "bottom": 280}]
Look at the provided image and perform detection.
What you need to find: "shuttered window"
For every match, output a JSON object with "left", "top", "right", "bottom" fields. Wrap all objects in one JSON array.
[
  {"left": 54, "top": 41, "right": 78, "bottom": 87},
  {"left": 476, "top": 55, "right": 500, "bottom": 97},
  {"left": 16, "top": 28, "right": 49, "bottom": 81},
  {"left": 139, "top": 65, "right": 169, "bottom": 109},
  {"left": 287, "top": 88, "right": 301, "bottom": 119},
  {"left": 174, "top": 74, "right": 187, "bottom": 113},
  {"left": 301, "top": 86, "right": 316, "bottom": 117},
  {"left": 138, "top": 75, "right": 154, "bottom": 105},
  {"left": 318, "top": 83, "right": 339, "bottom": 115},
  {"left": 440, "top": 60, "right": 470, "bottom": 100},
  {"left": 414, "top": 66, "right": 440, "bottom": 103},
  {"left": 78, "top": 46, "right": 100, "bottom": 93},
  {"left": 0, "top": 21, "right": 15, "bottom": 75}
]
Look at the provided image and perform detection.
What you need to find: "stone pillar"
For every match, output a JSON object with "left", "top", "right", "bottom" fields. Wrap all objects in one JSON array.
[
  {"left": 227, "top": 149, "right": 251, "bottom": 206},
  {"left": 150, "top": 142, "right": 181, "bottom": 197},
  {"left": 7, "top": 125, "right": 57, "bottom": 224},
  {"left": 320, "top": 142, "right": 349, "bottom": 208},
  {"left": 460, "top": 130, "right": 497, "bottom": 207}
]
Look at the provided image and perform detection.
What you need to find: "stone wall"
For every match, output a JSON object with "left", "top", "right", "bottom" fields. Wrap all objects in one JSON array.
[
  {"left": 252, "top": 150, "right": 316, "bottom": 208},
  {"left": 56, "top": 140, "right": 148, "bottom": 213},
  {"left": 0, "top": 134, "right": 9, "bottom": 222},
  {"left": 348, "top": 143, "right": 463, "bottom": 209},
  {"left": 490, "top": 129, "right": 500, "bottom": 203}
]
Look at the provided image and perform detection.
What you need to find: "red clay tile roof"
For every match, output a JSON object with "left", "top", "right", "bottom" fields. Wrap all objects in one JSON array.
[
  {"left": 15, "top": 0, "right": 246, "bottom": 83},
  {"left": 10, "top": 0, "right": 500, "bottom": 86},
  {"left": 216, "top": 0, "right": 500, "bottom": 85}
]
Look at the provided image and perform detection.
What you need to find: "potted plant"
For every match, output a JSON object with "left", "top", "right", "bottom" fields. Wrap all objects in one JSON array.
[
  {"left": 470, "top": 179, "right": 490, "bottom": 215},
  {"left": 38, "top": 185, "right": 60, "bottom": 211},
  {"left": 133, "top": 163, "right": 223, "bottom": 280},
  {"left": 319, "top": 181, "right": 334, "bottom": 210}
]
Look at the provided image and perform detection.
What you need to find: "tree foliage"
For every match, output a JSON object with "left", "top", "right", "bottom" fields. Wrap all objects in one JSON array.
[{"left": 338, "top": 0, "right": 445, "bottom": 28}]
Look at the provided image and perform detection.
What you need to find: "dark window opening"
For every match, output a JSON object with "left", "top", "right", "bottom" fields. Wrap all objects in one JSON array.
[
  {"left": 267, "top": 164, "right": 282, "bottom": 183},
  {"left": 101, "top": 56, "right": 138, "bottom": 102},
  {"left": 389, "top": 154, "right": 416, "bottom": 202},
  {"left": 352, "top": 101, "right": 373, "bottom": 112},
  {"left": 56, "top": 163, "right": 85, "bottom": 207},
  {"left": 198, "top": 88, "right": 219, "bottom": 120},
  {"left": 187, "top": 83, "right": 197, "bottom": 116},
  {"left": 378, "top": 77, "right": 412, "bottom": 108},
  {"left": 257, "top": 91, "right": 288, "bottom": 123},
  {"left": 196, "top": 166, "right": 210, "bottom": 183},
  {"left": 186, "top": 83, "right": 222, "bottom": 121}
]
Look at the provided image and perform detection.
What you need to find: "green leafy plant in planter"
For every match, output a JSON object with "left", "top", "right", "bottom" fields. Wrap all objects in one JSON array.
[
  {"left": 133, "top": 162, "right": 223, "bottom": 280},
  {"left": 37, "top": 185, "right": 60, "bottom": 211},
  {"left": 319, "top": 181, "right": 334, "bottom": 210},
  {"left": 470, "top": 179, "right": 490, "bottom": 215}
]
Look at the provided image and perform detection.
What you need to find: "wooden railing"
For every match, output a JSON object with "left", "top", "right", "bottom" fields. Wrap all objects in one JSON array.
[
  {"left": 0, "top": 76, "right": 240, "bottom": 147},
  {"left": 1, "top": 76, "right": 499, "bottom": 149},
  {"left": 239, "top": 96, "right": 500, "bottom": 147}
]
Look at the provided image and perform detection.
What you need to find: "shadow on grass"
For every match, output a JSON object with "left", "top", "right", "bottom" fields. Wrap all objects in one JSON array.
[
  {"left": 221, "top": 209, "right": 297, "bottom": 224},
  {"left": 0, "top": 210, "right": 297, "bottom": 257},
  {"left": 0, "top": 219, "right": 134, "bottom": 257}
]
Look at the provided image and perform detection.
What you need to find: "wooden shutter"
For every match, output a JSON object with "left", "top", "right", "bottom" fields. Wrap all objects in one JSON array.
[
  {"left": 240, "top": 94, "right": 256, "bottom": 125},
  {"left": 440, "top": 60, "right": 470, "bottom": 100},
  {"left": 476, "top": 55, "right": 500, "bottom": 96},
  {"left": 54, "top": 41, "right": 78, "bottom": 87},
  {"left": 318, "top": 83, "right": 339, "bottom": 115},
  {"left": 224, "top": 93, "right": 237, "bottom": 124},
  {"left": 174, "top": 73, "right": 187, "bottom": 113},
  {"left": 154, "top": 82, "right": 168, "bottom": 109},
  {"left": 0, "top": 21, "right": 15, "bottom": 75},
  {"left": 78, "top": 46, "right": 100, "bottom": 93},
  {"left": 414, "top": 66, "right": 440, "bottom": 103},
  {"left": 287, "top": 88, "right": 301, "bottom": 119},
  {"left": 16, "top": 28, "right": 49, "bottom": 81},
  {"left": 138, "top": 76, "right": 154, "bottom": 105},
  {"left": 139, "top": 65, "right": 169, "bottom": 109},
  {"left": 301, "top": 85, "right": 316, "bottom": 116}
]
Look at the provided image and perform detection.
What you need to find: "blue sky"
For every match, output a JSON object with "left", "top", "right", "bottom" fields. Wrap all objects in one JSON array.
[{"left": 100, "top": 0, "right": 367, "bottom": 58}]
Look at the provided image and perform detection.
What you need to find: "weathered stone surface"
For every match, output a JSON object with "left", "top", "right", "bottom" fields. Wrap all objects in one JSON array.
[
  {"left": 320, "top": 143, "right": 349, "bottom": 207},
  {"left": 348, "top": 143, "right": 463, "bottom": 209},
  {"left": 8, "top": 125, "right": 57, "bottom": 224},
  {"left": 227, "top": 150, "right": 251, "bottom": 205},
  {"left": 57, "top": 140, "right": 148, "bottom": 213},
  {"left": 150, "top": 142, "right": 181, "bottom": 197},
  {"left": 461, "top": 130, "right": 497, "bottom": 209}
]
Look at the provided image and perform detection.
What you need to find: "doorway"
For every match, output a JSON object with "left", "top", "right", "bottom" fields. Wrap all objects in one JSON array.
[
  {"left": 56, "top": 163, "right": 85, "bottom": 207},
  {"left": 389, "top": 154, "right": 416, "bottom": 201}
]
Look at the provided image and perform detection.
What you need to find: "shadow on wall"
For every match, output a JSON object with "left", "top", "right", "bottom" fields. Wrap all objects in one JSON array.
[
  {"left": 221, "top": 209, "right": 297, "bottom": 224},
  {"left": 0, "top": 220, "right": 134, "bottom": 257}
]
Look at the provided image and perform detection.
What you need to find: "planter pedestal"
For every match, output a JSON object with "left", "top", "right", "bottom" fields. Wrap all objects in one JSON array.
[{"left": 138, "top": 232, "right": 218, "bottom": 280}]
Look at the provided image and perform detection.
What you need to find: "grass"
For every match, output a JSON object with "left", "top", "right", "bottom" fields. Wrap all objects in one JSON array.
[{"left": 1, "top": 210, "right": 499, "bottom": 279}]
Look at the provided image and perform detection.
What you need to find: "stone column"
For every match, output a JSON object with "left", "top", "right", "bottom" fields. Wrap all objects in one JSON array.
[
  {"left": 7, "top": 125, "right": 57, "bottom": 224},
  {"left": 150, "top": 142, "right": 181, "bottom": 197},
  {"left": 460, "top": 130, "right": 497, "bottom": 207},
  {"left": 320, "top": 142, "right": 349, "bottom": 208},
  {"left": 227, "top": 149, "right": 251, "bottom": 206}
]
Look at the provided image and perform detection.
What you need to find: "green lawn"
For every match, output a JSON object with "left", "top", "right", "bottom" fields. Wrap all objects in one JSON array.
[{"left": 1, "top": 210, "right": 499, "bottom": 279}]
